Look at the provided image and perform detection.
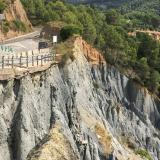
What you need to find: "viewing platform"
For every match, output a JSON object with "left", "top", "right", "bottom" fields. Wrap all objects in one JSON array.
[{"left": 0, "top": 48, "right": 56, "bottom": 80}]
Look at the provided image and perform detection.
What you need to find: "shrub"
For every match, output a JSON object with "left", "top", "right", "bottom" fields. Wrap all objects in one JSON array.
[
  {"left": 135, "top": 149, "right": 152, "bottom": 160},
  {"left": 93, "top": 82, "right": 100, "bottom": 89},
  {"left": 2, "top": 21, "right": 9, "bottom": 33},
  {"left": 148, "top": 70, "right": 160, "bottom": 93},
  {"left": 120, "top": 135, "right": 137, "bottom": 150},
  {"left": 56, "top": 40, "right": 75, "bottom": 66},
  {"left": 60, "top": 25, "right": 82, "bottom": 40},
  {"left": 61, "top": 52, "right": 75, "bottom": 65},
  {"left": 0, "top": 0, "right": 6, "bottom": 13},
  {"left": 12, "top": 20, "right": 27, "bottom": 32}
]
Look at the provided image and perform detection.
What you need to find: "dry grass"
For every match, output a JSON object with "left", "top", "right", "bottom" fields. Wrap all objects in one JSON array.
[
  {"left": 27, "top": 122, "right": 78, "bottom": 160},
  {"left": 79, "top": 108, "right": 143, "bottom": 160},
  {"left": 56, "top": 37, "right": 76, "bottom": 65},
  {"left": 94, "top": 123, "right": 113, "bottom": 155},
  {"left": 56, "top": 37, "right": 75, "bottom": 55},
  {"left": 79, "top": 108, "right": 113, "bottom": 155}
]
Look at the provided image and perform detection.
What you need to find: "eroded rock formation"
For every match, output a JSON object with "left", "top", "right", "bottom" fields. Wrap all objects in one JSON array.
[{"left": 0, "top": 37, "right": 159, "bottom": 160}]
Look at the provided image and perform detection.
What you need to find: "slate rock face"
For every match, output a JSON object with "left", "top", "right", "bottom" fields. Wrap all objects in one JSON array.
[{"left": 0, "top": 39, "right": 160, "bottom": 160}]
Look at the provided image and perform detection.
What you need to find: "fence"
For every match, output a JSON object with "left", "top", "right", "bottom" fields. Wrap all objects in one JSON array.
[{"left": 0, "top": 48, "right": 54, "bottom": 69}]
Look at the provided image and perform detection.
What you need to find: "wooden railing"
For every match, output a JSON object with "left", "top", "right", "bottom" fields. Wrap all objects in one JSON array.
[{"left": 0, "top": 48, "right": 54, "bottom": 69}]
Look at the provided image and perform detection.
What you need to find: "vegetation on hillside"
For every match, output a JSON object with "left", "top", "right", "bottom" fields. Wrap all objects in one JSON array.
[
  {"left": 135, "top": 149, "right": 152, "bottom": 160},
  {"left": 0, "top": 0, "right": 27, "bottom": 34},
  {"left": 0, "top": 0, "right": 6, "bottom": 13},
  {"left": 60, "top": 24, "right": 82, "bottom": 40},
  {"left": 21, "top": 0, "right": 160, "bottom": 96}
]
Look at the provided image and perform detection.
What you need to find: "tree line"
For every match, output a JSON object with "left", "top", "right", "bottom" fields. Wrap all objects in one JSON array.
[{"left": 21, "top": 0, "right": 160, "bottom": 96}]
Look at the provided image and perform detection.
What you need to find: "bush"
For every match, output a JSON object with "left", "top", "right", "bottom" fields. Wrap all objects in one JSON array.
[
  {"left": 2, "top": 21, "right": 9, "bottom": 33},
  {"left": 148, "top": 70, "right": 160, "bottom": 93},
  {"left": 93, "top": 82, "right": 100, "bottom": 89},
  {"left": 60, "top": 25, "right": 82, "bottom": 40},
  {"left": 0, "top": 0, "right": 6, "bottom": 13},
  {"left": 12, "top": 20, "right": 27, "bottom": 32},
  {"left": 135, "top": 149, "right": 152, "bottom": 160},
  {"left": 56, "top": 40, "right": 75, "bottom": 66},
  {"left": 61, "top": 52, "right": 75, "bottom": 65}
]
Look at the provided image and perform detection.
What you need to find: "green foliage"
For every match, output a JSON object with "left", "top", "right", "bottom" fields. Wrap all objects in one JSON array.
[
  {"left": 103, "top": 26, "right": 125, "bottom": 51},
  {"left": 78, "top": 11, "right": 97, "bottom": 44},
  {"left": 137, "top": 32, "right": 159, "bottom": 65},
  {"left": 136, "top": 57, "right": 150, "bottom": 82},
  {"left": 0, "top": 0, "right": 6, "bottom": 13},
  {"left": 60, "top": 25, "right": 82, "bottom": 40},
  {"left": 135, "top": 149, "right": 152, "bottom": 160},
  {"left": 105, "top": 9, "right": 120, "bottom": 25},
  {"left": 149, "top": 70, "right": 160, "bottom": 93},
  {"left": 121, "top": 0, "right": 160, "bottom": 30},
  {"left": 125, "top": 11, "right": 160, "bottom": 30},
  {"left": 20, "top": 0, "right": 160, "bottom": 96},
  {"left": 12, "top": 20, "right": 27, "bottom": 32},
  {"left": 56, "top": 38, "right": 75, "bottom": 66},
  {"left": 2, "top": 21, "right": 9, "bottom": 33}
]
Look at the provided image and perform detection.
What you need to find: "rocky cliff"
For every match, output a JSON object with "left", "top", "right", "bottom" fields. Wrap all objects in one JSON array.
[
  {"left": 0, "top": 0, "right": 32, "bottom": 40},
  {"left": 0, "top": 37, "right": 160, "bottom": 160}
]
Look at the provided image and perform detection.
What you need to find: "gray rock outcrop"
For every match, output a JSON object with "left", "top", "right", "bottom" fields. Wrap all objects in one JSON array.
[{"left": 0, "top": 39, "right": 159, "bottom": 160}]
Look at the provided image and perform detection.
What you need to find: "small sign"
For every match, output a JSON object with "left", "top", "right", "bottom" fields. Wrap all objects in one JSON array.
[
  {"left": 0, "top": 14, "right": 5, "bottom": 21},
  {"left": 53, "top": 36, "right": 57, "bottom": 43}
]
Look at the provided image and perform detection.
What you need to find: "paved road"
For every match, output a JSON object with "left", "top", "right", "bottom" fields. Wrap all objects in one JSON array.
[
  {"left": 2, "top": 39, "right": 39, "bottom": 53},
  {"left": 0, "top": 28, "right": 43, "bottom": 54},
  {"left": 2, "top": 29, "right": 42, "bottom": 45}
]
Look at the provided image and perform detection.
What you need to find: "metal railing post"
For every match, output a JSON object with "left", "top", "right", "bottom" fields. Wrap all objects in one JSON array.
[
  {"left": 32, "top": 51, "right": 34, "bottom": 66},
  {"left": 50, "top": 53, "right": 52, "bottom": 61},
  {"left": 47, "top": 54, "right": 49, "bottom": 62},
  {"left": 12, "top": 56, "right": 14, "bottom": 68},
  {"left": 20, "top": 53, "right": 22, "bottom": 67},
  {"left": 26, "top": 52, "right": 28, "bottom": 67},
  {"left": 2, "top": 56, "right": 4, "bottom": 69},
  {"left": 41, "top": 55, "right": 43, "bottom": 66},
  {"left": 44, "top": 54, "right": 46, "bottom": 63},
  {"left": 7, "top": 56, "right": 9, "bottom": 67},
  {"left": 37, "top": 55, "right": 38, "bottom": 66}
]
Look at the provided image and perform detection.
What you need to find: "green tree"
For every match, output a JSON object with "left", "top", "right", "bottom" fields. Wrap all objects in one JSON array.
[
  {"left": 62, "top": 11, "right": 77, "bottom": 24},
  {"left": 78, "top": 11, "right": 96, "bottom": 44},
  {"left": 105, "top": 9, "right": 120, "bottom": 25},
  {"left": 103, "top": 25, "right": 125, "bottom": 64},
  {"left": 60, "top": 24, "right": 82, "bottom": 40},
  {"left": 149, "top": 70, "right": 160, "bottom": 93},
  {"left": 137, "top": 32, "right": 159, "bottom": 66},
  {"left": 104, "top": 26, "right": 125, "bottom": 50},
  {"left": 137, "top": 57, "right": 150, "bottom": 82}
]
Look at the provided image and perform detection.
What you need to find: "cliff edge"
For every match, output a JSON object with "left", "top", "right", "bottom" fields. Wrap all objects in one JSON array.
[{"left": 0, "top": 37, "right": 159, "bottom": 160}]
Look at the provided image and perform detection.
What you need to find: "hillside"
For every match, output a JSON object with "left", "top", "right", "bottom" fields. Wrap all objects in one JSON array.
[
  {"left": 0, "top": 0, "right": 32, "bottom": 40},
  {"left": 0, "top": 37, "right": 159, "bottom": 160},
  {"left": 65, "top": 0, "right": 129, "bottom": 7},
  {"left": 65, "top": 0, "right": 159, "bottom": 11},
  {"left": 21, "top": 0, "right": 160, "bottom": 98},
  {"left": 0, "top": 1, "right": 159, "bottom": 160}
]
